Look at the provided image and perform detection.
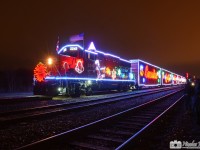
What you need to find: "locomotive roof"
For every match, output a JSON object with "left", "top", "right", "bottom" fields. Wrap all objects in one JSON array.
[{"left": 58, "top": 44, "right": 131, "bottom": 63}]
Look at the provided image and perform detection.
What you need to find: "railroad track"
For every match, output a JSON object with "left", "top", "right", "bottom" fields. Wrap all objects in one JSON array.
[
  {"left": 0, "top": 86, "right": 179, "bottom": 113},
  {"left": 16, "top": 89, "right": 184, "bottom": 150},
  {"left": 0, "top": 87, "right": 180, "bottom": 126}
]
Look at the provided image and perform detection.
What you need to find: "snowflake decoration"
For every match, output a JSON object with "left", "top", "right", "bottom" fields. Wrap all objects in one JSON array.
[{"left": 34, "top": 62, "right": 47, "bottom": 82}]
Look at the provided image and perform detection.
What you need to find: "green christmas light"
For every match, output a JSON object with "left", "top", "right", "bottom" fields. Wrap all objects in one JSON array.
[{"left": 118, "top": 69, "right": 121, "bottom": 76}]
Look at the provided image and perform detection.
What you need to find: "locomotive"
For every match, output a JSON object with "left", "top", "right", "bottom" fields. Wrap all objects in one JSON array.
[
  {"left": 33, "top": 41, "right": 186, "bottom": 97},
  {"left": 33, "top": 42, "right": 135, "bottom": 97}
]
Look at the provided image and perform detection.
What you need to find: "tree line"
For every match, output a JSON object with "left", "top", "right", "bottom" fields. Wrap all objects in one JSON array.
[{"left": 0, "top": 69, "right": 33, "bottom": 92}]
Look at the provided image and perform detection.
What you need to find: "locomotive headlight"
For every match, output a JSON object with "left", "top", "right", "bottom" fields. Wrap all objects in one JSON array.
[
  {"left": 191, "top": 82, "right": 195, "bottom": 87},
  {"left": 87, "top": 80, "right": 92, "bottom": 85},
  {"left": 47, "top": 57, "right": 53, "bottom": 65},
  {"left": 58, "top": 87, "right": 62, "bottom": 92}
]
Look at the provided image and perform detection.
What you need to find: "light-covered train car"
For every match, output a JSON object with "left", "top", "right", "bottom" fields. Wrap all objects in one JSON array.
[
  {"left": 130, "top": 59, "right": 161, "bottom": 88},
  {"left": 33, "top": 40, "right": 186, "bottom": 96}
]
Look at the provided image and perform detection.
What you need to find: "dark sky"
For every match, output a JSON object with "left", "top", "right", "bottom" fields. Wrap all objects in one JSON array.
[{"left": 1, "top": 0, "right": 200, "bottom": 77}]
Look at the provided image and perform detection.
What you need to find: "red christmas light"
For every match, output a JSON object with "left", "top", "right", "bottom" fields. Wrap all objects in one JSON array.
[
  {"left": 34, "top": 62, "right": 47, "bottom": 82},
  {"left": 144, "top": 65, "right": 158, "bottom": 79},
  {"left": 186, "top": 72, "right": 189, "bottom": 79},
  {"left": 165, "top": 73, "right": 171, "bottom": 83}
]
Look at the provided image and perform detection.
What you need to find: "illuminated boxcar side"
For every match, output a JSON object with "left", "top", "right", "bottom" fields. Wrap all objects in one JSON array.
[
  {"left": 161, "top": 69, "right": 173, "bottom": 86},
  {"left": 130, "top": 59, "right": 161, "bottom": 88}
]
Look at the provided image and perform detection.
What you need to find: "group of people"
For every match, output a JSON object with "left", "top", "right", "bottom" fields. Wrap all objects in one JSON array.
[{"left": 185, "top": 79, "right": 200, "bottom": 124}]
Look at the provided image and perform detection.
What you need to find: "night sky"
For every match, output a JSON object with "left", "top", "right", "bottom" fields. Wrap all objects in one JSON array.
[{"left": 1, "top": 0, "right": 200, "bottom": 77}]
